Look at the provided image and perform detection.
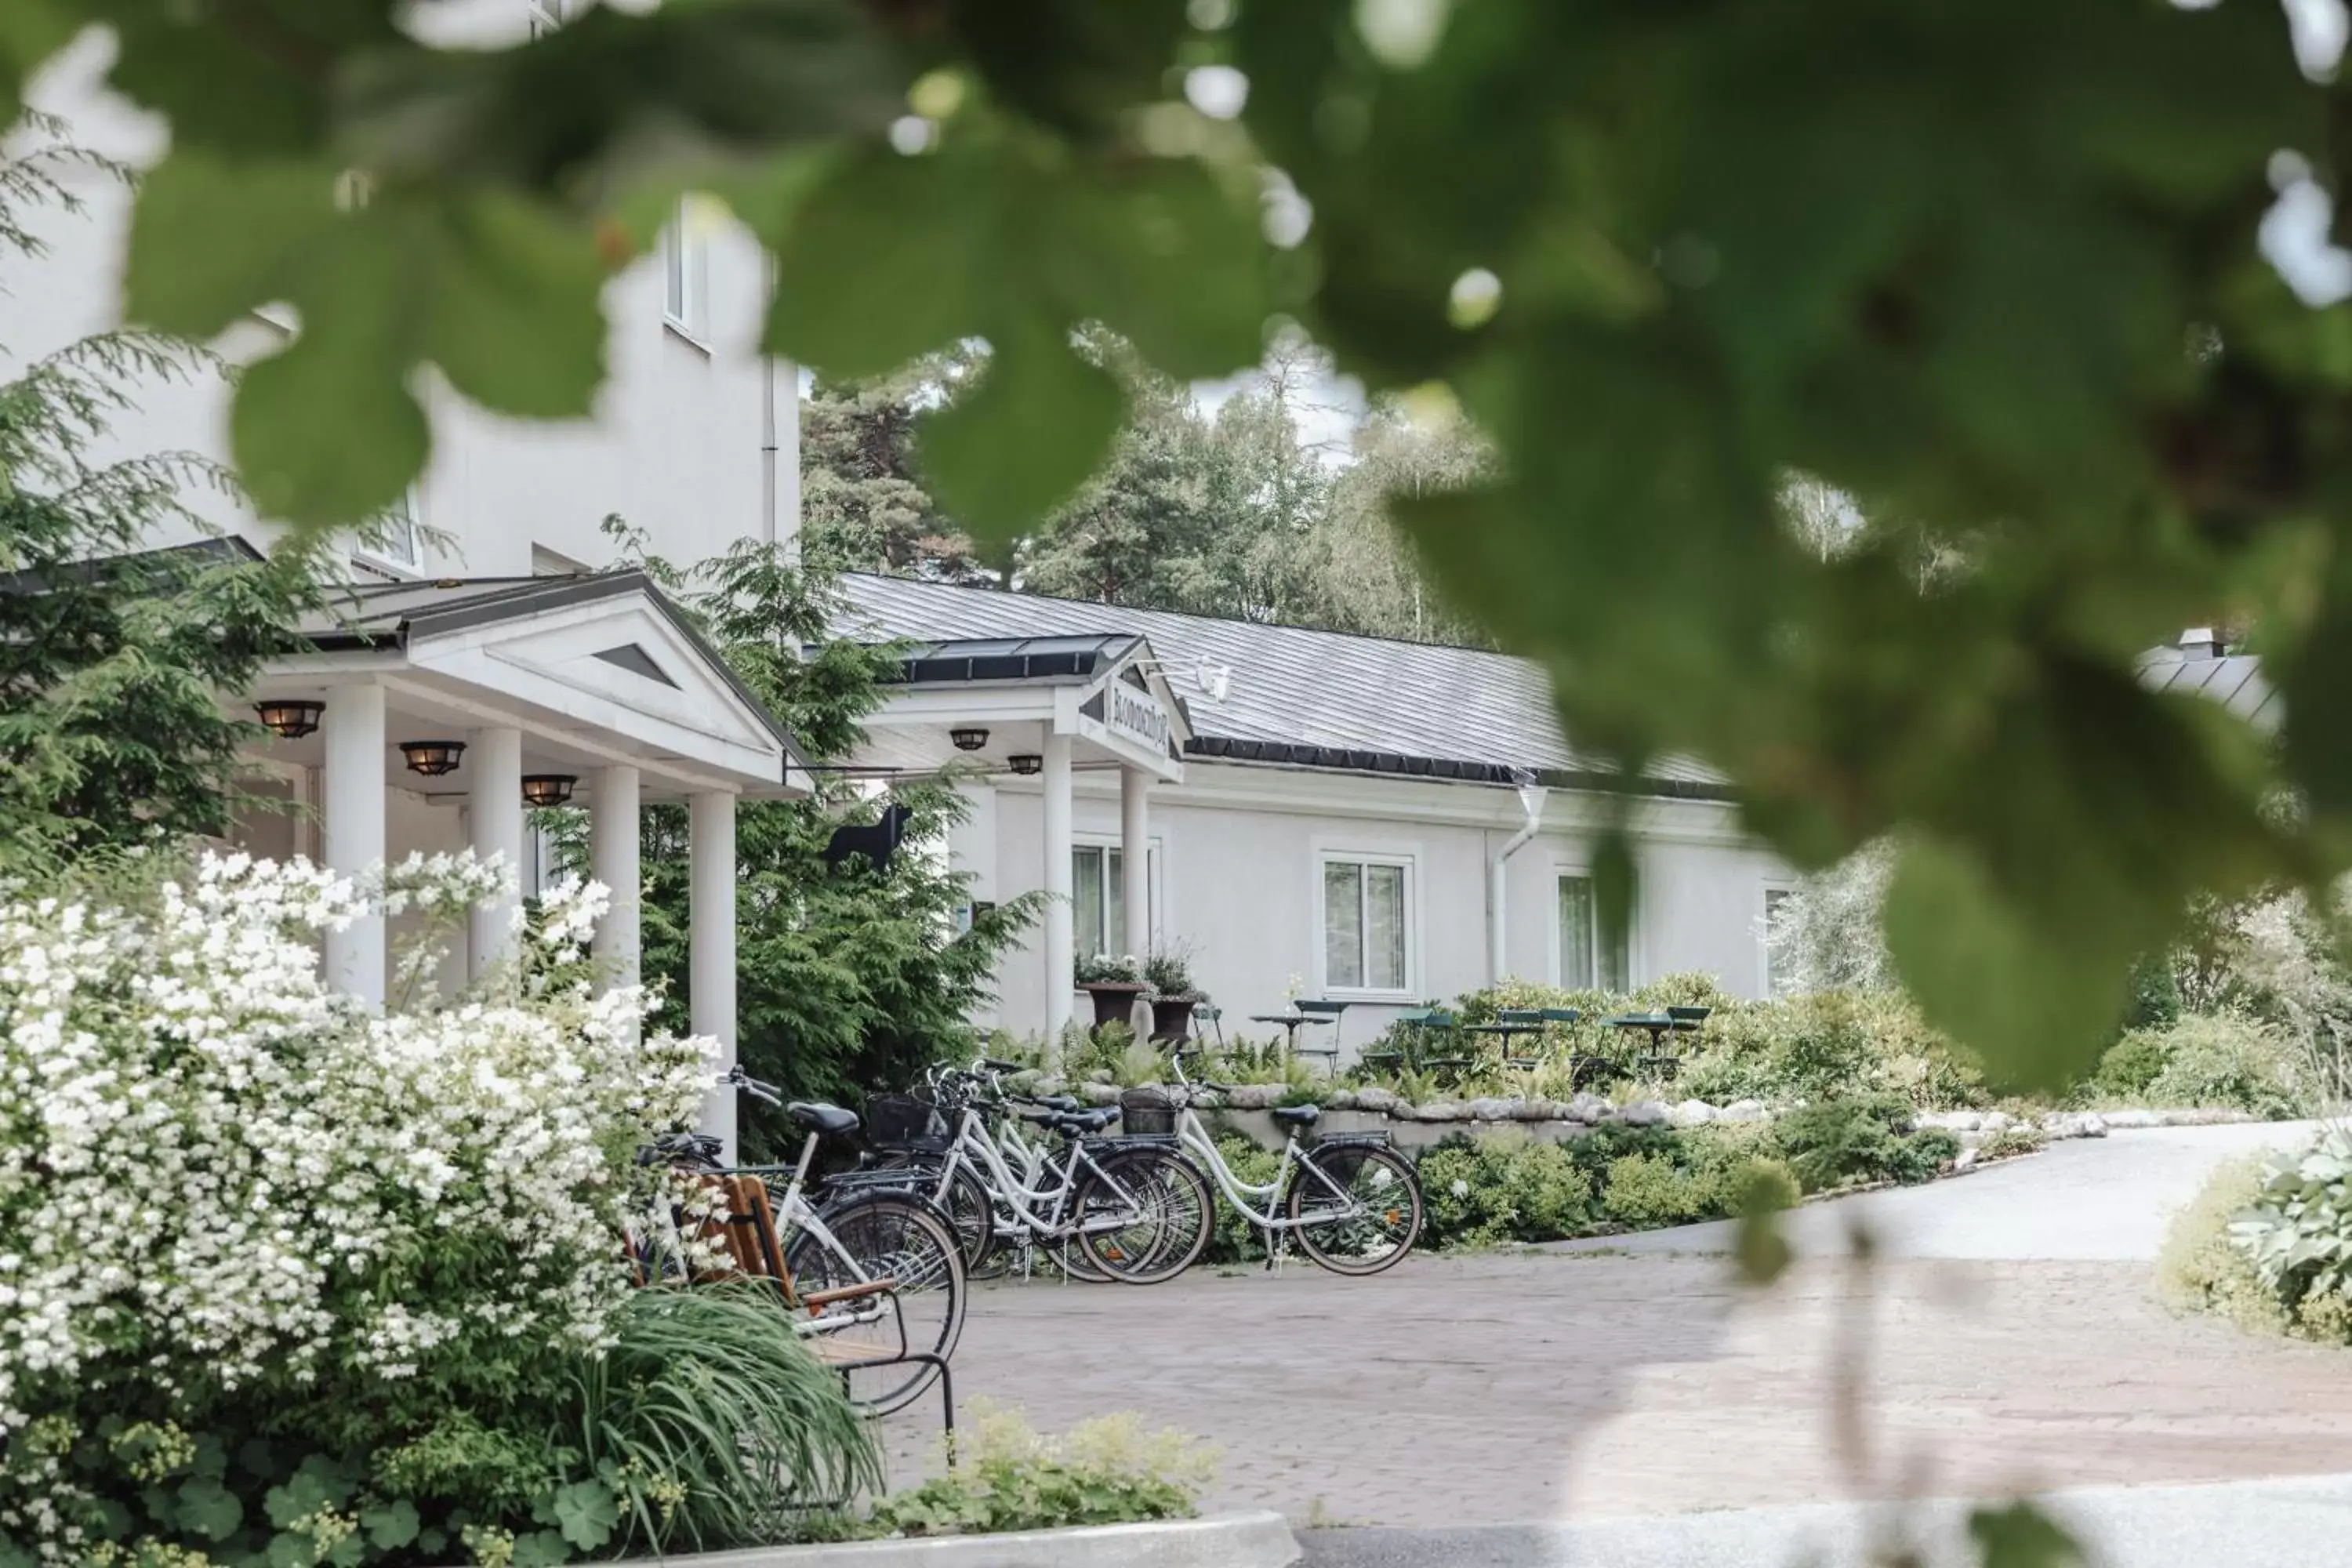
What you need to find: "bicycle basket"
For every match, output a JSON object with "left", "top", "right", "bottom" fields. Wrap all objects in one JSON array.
[
  {"left": 1118, "top": 1086, "right": 1177, "bottom": 1137},
  {"left": 866, "top": 1093, "right": 946, "bottom": 1147}
]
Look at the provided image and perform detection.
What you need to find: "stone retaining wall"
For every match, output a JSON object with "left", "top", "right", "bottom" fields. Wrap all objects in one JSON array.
[{"left": 1044, "top": 1078, "right": 2263, "bottom": 1155}]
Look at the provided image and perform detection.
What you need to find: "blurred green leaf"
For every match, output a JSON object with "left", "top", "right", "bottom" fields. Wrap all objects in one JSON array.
[
  {"left": 1969, "top": 1501, "right": 2085, "bottom": 1567},
  {"left": 1882, "top": 839, "right": 2134, "bottom": 1090},
  {"left": 919, "top": 325, "right": 1127, "bottom": 539},
  {"left": 764, "top": 150, "right": 993, "bottom": 379},
  {"left": 125, "top": 155, "right": 337, "bottom": 339}
]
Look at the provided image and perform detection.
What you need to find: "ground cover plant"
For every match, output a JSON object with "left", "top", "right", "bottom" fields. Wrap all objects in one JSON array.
[
  {"left": 866, "top": 1403, "right": 1213, "bottom": 1538},
  {"left": 0, "top": 848, "right": 875, "bottom": 1565}
]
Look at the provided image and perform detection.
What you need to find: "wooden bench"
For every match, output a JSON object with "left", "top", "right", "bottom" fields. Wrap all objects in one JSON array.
[{"left": 679, "top": 1173, "right": 955, "bottom": 1439}]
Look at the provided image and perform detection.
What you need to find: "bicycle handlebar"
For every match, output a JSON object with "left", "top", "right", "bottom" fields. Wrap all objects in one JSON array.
[{"left": 721, "top": 1064, "right": 783, "bottom": 1105}]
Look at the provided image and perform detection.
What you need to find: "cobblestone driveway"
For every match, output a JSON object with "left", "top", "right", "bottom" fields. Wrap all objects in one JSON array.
[{"left": 878, "top": 1250, "right": 2352, "bottom": 1527}]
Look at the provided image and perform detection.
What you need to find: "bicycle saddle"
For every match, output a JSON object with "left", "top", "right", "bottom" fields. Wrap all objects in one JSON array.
[
  {"left": 787, "top": 1102, "right": 860, "bottom": 1136},
  {"left": 1269, "top": 1104, "right": 1322, "bottom": 1127},
  {"left": 1027, "top": 1107, "right": 1117, "bottom": 1134}
]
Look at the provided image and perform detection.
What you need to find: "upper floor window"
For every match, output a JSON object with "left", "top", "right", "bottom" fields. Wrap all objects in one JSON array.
[
  {"left": 1320, "top": 853, "right": 1410, "bottom": 994},
  {"left": 1559, "top": 872, "right": 1632, "bottom": 993},
  {"left": 665, "top": 199, "right": 707, "bottom": 341},
  {"left": 356, "top": 485, "right": 423, "bottom": 574},
  {"left": 526, "top": 0, "right": 567, "bottom": 39}
]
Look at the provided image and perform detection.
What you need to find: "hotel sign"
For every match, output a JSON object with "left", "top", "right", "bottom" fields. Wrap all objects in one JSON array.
[{"left": 1109, "top": 683, "right": 1171, "bottom": 750}]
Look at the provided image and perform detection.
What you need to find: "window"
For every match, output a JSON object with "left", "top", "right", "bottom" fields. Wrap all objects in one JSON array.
[
  {"left": 1761, "top": 885, "right": 1795, "bottom": 996},
  {"left": 664, "top": 199, "right": 706, "bottom": 339},
  {"left": 525, "top": 0, "right": 566, "bottom": 38},
  {"left": 358, "top": 486, "right": 423, "bottom": 573},
  {"left": 1073, "top": 844, "right": 1152, "bottom": 958},
  {"left": 1559, "top": 873, "right": 1632, "bottom": 993},
  {"left": 1321, "top": 855, "right": 1410, "bottom": 993}
]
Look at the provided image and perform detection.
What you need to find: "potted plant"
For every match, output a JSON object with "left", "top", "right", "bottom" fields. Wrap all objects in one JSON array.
[
  {"left": 1144, "top": 944, "right": 1206, "bottom": 1042},
  {"left": 1075, "top": 953, "right": 1148, "bottom": 1029}
]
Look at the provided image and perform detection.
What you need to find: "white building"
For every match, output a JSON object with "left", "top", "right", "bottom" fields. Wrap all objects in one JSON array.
[
  {"left": 837, "top": 575, "right": 1798, "bottom": 1062},
  {"left": 7, "top": 6, "right": 802, "bottom": 1151},
  {"left": 8, "top": 2, "right": 1806, "bottom": 1088}
]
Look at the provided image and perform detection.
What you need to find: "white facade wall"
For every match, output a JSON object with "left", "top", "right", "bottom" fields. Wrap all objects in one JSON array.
[
  {"left": 9, "top": 16, "right": 791, "bottom": 582},
  {"left": 967, "top": 760, "right": 1793, "bottom": 1058}
]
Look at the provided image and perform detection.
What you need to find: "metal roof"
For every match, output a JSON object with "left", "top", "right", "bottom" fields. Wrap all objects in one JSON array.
[
  {"left": 835, "top": 574, "right": 1732, "bottom": 797},
  {"left": 2136, "top": 648, "right": 2280, "bottom": 730}
]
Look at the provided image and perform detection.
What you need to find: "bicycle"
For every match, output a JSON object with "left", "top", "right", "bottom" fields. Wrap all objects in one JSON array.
[
  {"left": 642, "top": 1068, "right": 968, "bottom": 1417},
  {"left": 1167, "top": 1050, "right": 1425, "bottom": 1275},
  {"left": 869, "top": 1059, "right": 1214, "bottom": 1285}
]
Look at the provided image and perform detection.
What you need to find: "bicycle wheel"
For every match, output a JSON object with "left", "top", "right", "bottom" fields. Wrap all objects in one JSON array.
[
  {"left": 786, "top": 1190, "right": 966, "bottom": 1417},
  {"left": 1286, "top": 1142, "right": 1422, "bottom": 1276},
  {"left": 1073, "top": 1145, "right": 1214, "bottom": 1284},
  {"left": 873, "top": 1152, "right": 998, "bottom": 1277}
]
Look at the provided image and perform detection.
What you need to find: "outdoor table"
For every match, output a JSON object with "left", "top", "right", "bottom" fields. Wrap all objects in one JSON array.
[
  {"left": 1248, "top": 1011, "right": 1336, "bottom": 1054},
  {"left": 1462, "top": 1020, "right": 1545, "bottom": 1068},
  {"left": 1606, "top": 1012, "right": 1683, "bottom": 1080}
]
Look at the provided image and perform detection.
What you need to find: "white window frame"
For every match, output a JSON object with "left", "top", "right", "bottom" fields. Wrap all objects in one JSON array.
[
  {"left": 525, "top": 0, "right": 567, "bottom": 39},
  {"left": 1072, "top": 835, "right": 1162, "bottom": 960},
  {"left": 1550, "top": 858, "right": 1640, "bottom": 993},
  {"left": 1759, "top": 880, "right": 1796, "bottom": 996},
  {"left": 663, "top": 198, "right": 709, "bottom": 346},
  {"left": 1312, "top": 845, "right": 1418, "bottom": 1000},
  {"left": 354, "top": 485, "right": 424, "bottom": 576}
]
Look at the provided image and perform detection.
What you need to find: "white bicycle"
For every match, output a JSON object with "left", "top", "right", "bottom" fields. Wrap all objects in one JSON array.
[
  {"left": 867, "top": 1062, "right": 1214, "bottom": 1284},
  {"left": 1167, "top": 1050, "right": 1425, "bottom": 1276}
]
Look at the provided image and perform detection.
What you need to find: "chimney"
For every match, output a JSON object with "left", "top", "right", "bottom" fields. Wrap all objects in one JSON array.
[{"left": 2179, "top": 626, "right": 2224, "bottom": 661}]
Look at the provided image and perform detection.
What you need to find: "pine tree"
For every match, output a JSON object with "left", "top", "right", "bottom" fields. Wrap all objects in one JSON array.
[{"left": 0, "top": 114, "right": 313, "bottom": 867}]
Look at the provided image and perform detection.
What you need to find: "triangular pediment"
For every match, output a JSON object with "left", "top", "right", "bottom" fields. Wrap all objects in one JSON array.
[{"left": 403, "top": 586, "right": 789, "bottom": 782}]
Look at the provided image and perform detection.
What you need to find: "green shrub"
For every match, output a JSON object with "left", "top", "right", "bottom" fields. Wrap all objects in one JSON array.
[
  {"left": 566, "top": 1287, "right": 879, "bottom": 1555},
  {"left": 1204, "top": 1133, "right": 1285, "bottom": 1262},
  {"left": 2230, "top": 1130, "right": 2352, "bottom": 1320},
  {"left": 1418, "top": 1131, "right": 1600, "bottom": 1247},
  {"left": 2140, "top": 1014, "right": 2309, "bottom": 1117},
  {"left": 1768, "top": 1094, "right": 1958, "bottom": 1192},
  {"left": 2095, "top": 1029, "right": 2174, "bottom": 1099},
  {"left": 868, "top": 1403, "right": 1211, "bottom": 1537},
  {"left": 1599, "top": 1152, "right": 1718, "bottom": 1227},
  {"left": 1597, "top": 1129, "right": 1800, "bottom": 1229},
  {"left": 1978, "top": 1123, "right": 2049, "bottom": 1161},
  {"left": 2160, "top": 1155, "right": 2297, "bottom": 1337}
]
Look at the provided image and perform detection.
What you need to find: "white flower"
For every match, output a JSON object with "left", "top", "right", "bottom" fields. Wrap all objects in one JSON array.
[
  {"left": 1450, "top": 1178, "right": 1470, "bottom": 1198},
  {"left": 0, "top": 848, "right": 713, "bottom": 1515}
]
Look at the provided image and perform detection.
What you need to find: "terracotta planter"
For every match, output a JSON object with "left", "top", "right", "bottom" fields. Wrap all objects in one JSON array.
[
  {"left": 1082, "top": 982, "right": 1149, "bottom": 1029},
  {"left": 1149, "top": 995, "right": 1200, "bottom": 1043}
]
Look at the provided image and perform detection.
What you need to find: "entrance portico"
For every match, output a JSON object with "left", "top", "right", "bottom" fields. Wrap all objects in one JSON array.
[
  {"left": 240, "top": 572, "right": 808, "bottom": 1157},
  {"left": 852, "top": 635, "right": 1191, "bottom": 1040}
]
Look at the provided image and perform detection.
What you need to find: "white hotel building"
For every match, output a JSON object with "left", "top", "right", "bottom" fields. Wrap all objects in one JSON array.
[{"left": 8, "top": 5, "right": 1803, "bottom": 1080}]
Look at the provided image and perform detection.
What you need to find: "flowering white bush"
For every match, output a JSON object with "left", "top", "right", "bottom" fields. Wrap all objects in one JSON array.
[{"left": 0, "top": 848, "right": 712, "bottom": 1454}]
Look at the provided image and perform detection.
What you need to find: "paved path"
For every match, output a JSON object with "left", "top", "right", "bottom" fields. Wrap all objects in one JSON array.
[
  {"left": 877, "top": 1128, "right": 2352, "bottom": 1531},
  {"left": 1554, "top": 1120, "right": 2324, "bottom": 1261},
  {"left": 1300, "top": 1472, "right": 2352, "bottom": 1566}
]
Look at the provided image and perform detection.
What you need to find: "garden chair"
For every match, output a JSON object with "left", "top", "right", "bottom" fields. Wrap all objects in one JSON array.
[{"left": 680, "top": 1173, "right": 955, "bottom": 1440}]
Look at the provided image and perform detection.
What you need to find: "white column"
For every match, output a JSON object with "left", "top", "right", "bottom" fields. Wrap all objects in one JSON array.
[
  {"left": 321, "top": 683, "right": 387, "bottom": 1011},
  {"left": 690, "top": 790, "right": 739, "bottom": 1161},
  {"left": 467, "top": 726, "right": 524, "bottom": 979},
  {"left": 590, "top": 764, "right": 641, "bottom": 996},
  {"left": 1041, "top": 734, "right": 1074, "bottom": 1042},
  {"left": 1120, "top": 765, "right": 1151, "bottom": 960}
]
